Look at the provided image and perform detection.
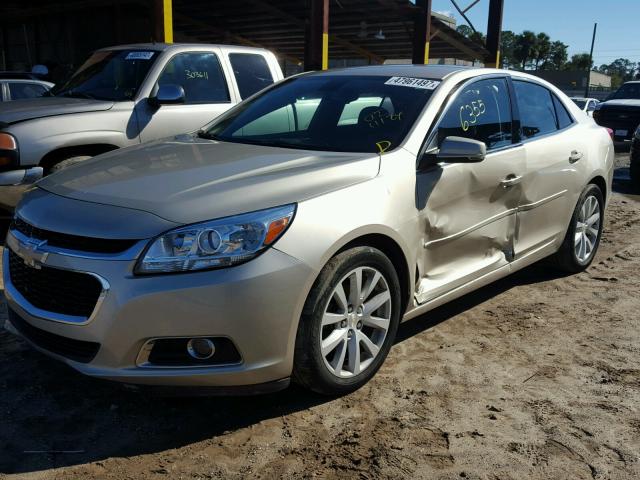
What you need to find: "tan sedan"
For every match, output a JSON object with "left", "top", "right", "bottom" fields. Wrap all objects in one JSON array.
[{"left": 3, "top": 65, "right": 614, "bottom": 395}]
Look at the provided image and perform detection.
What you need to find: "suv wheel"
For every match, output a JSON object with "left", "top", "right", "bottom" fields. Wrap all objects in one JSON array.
[
  {"left": 293, "top": 247, "right": 401, "bottom": 395},
  {"left": 49, "top": 155, "right": 92, "bottom": 173}
]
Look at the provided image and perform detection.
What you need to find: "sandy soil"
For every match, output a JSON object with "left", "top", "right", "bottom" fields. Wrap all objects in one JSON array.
[{"left": 0, "top": 155, "right": 638, "bottom": 480}]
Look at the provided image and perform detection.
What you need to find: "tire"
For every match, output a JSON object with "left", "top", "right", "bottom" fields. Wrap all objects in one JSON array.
[
  {"left": 631, "top": 154, "right": 640, "bottom": 190},
  {"left": 292, "top": 246, "right": 401, "bottom": 395},
  {"left": 553, "top": 184, "right": 604, "bottom": 273},
  {"left": 49, "top": 155, "right": 92, "bottom": 173}
]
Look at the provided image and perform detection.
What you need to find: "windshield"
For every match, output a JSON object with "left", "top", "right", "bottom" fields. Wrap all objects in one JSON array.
[
  {"left": 609, "top": 83, "right": 640, "bottom": 100},
  {"left": 51, "top": 50, "right": 159, "bottom": 101},
  {"left": 571, "top": 99, "right": 587, "bottom": 109},
  {"left": 202, "top": 74, "right": 439, "bottom": 153}
]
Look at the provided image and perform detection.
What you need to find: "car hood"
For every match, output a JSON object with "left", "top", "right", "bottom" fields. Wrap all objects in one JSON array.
[
  {"left": 600, "top": 99, "right": 640, "bottom": 108},
  {"left": 0, "top": 97, "right": 114, "bottom": 126},
  {"left": 37, "top": 135, "right": 380, "bottom": 225}
]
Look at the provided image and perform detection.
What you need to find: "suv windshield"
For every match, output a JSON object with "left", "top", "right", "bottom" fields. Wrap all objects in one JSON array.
[
  {"left": 203, "top": 74, "right": 438, "bottom": 153},
  {"left": 609, "top": 83, "right": 640, "bottom": 100},
  {"left": 51, "top": 50, "right": 159, "bottom": 101}
]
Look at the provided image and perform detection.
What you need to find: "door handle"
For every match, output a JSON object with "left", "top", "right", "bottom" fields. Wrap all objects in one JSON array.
[
  {"left": 500, "top": 174, "right": 522, "bottom": 188},
  {"left": 569, "top": 150, "right": 583, "bottom": 163}
]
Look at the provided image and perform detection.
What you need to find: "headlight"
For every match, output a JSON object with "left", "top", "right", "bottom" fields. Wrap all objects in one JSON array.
[{"left": 136, "top": 204, "right": 296, "bottom": 274}]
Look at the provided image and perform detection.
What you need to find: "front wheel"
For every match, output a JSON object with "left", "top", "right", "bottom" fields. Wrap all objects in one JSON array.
[
  {"left": 554, "top": 184, "right": 604, "bottom": 272},
  {"left": 49, "top": 155, "right": 92, "bottom": 174},
  {"left": 293, "top": 247, "right": 401, "bottom": 395}
]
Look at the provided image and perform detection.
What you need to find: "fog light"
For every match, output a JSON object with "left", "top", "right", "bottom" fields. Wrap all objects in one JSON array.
[{"left": 187, "top": 338, "right": 216, "bottom": 360}]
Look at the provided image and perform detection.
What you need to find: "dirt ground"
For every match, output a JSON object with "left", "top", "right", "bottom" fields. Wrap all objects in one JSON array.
[{"left": 0, "top": 154, "right": 638, "bottom": 480}]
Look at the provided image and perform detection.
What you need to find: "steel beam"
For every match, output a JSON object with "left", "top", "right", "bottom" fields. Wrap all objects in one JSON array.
[
  {"left": 303, "top": 0, "right": 329, "bottom": 70},
  {"left": 485, "top": 0, "right": 503, "bottom": 67},
  {"left": 412, "top": 0, "right": 432, "bottom": 64},
  {"left": 154, "top": 0, "right": 173, "bottom": 43}
]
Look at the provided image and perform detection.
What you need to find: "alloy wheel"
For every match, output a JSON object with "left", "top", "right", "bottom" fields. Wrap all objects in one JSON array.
[
  {"left": 320, "top": 266, "right": 392, "bottom": 378},
  {"left": 574, "top": 194, "right": 601, "bottom": 263}
]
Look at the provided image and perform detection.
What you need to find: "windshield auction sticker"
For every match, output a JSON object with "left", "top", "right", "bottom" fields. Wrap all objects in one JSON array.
[
  {"left": 384, "top": 77, "right": 440, "bottom": 90},
  {"left": 125, "top": 51, "right": 155, "bottom": 60}
]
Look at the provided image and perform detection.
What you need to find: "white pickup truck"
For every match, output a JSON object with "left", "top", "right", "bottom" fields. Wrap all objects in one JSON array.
[{"left": 0, "top": 43, "right": 283, "bottom": 208}]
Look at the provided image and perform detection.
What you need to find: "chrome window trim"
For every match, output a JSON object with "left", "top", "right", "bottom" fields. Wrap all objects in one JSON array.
[{"left": 3, "top": 246, "right": 110, "bottom": 326}]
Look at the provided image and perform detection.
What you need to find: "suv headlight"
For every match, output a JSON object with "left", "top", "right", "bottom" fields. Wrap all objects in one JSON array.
[{"left": 136, "top": 204, "right": 296, "bottom": 274}]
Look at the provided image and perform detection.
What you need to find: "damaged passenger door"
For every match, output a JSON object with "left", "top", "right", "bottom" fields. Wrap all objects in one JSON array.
[{"left": 415, "top": 76, "right": 524, "bottom": 304}]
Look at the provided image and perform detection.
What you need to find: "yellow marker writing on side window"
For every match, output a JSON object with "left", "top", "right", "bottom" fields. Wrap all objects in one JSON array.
[{"left": 376, "top": 141, "right": 392, "bottom": 154}]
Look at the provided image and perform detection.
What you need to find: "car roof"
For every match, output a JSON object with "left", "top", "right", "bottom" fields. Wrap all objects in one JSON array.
[
  {"left": 96, "top": 43, "right": 272, "bottom": 55},
  {"left": 307, "top": 64, "right": 474, "bottom": 80}
]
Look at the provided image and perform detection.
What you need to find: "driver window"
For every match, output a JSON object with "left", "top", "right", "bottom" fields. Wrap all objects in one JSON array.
[
  {"left": 158, "top": 52, "right": 230, "bottom": 104},
  {"left": 431, "top": 78, "right": 513, "bottom": 151}
]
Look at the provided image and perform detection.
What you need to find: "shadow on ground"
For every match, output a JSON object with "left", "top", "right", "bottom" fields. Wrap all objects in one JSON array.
[{"left": 0, "top": 259, "right": 568, "bottom": 475}]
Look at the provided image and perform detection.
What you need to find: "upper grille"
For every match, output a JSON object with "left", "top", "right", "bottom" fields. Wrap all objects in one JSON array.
[
  {"left": 8, "top": 250, "right": 103, "bottom": 318},
  {"left": 11, "top": 216, "right": 138, "bottom": 254},
  {"left": 596, "top": 107, "right": 640, "bottom": 131},
  {"left": 7, "top": 307, "right": 100, "bottom": 363}
]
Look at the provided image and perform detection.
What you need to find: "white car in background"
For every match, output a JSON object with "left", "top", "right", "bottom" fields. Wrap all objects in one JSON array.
[
  {"left": 570, "top": 97, "right": 599, "bottom": 117},
  {"left": 0, "top": 78, "right": 53, "bottom": 102}
]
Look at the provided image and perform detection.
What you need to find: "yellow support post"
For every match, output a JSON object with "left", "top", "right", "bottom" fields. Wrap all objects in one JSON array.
[
  {"left": 154, "top": 0, "right": 173, "bottom": 44},
  {"left": 163, "top": 0, "right": 173, "bottom": 43}
]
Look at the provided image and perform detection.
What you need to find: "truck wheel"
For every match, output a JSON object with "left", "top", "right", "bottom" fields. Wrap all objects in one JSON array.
[
  {"left": 553, "top": 184, "right": 604, "bottom": 273},
  {"left": 292, "top": 247, "right": 401, "bottom": 395},
  {"left": 49, "top": 156, "right": 92, "bottom": 173}
]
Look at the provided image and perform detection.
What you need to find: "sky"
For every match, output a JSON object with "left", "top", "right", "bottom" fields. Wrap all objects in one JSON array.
[{"left": 430, "top": 0, "right": 640, "bottom": 67}]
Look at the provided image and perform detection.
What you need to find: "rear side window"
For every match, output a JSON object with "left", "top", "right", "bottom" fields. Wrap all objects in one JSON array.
[
  {"left": 158, "top": 52, "right": 230, "bottom": 104},
  {"left": 228, "top": 53, "right": 274, "bottom": 99},
  {"left": 513, "top": 80, "right": 558, "bottom": 139},
  {"left": 553, "top": 95, "right": 573, "bottom": 129},
  {"left": 432, "top": 77, "right": 513, "bottom": 151},
  {"left": 8, "top": 82, "right": 47, "bottom": 100}
]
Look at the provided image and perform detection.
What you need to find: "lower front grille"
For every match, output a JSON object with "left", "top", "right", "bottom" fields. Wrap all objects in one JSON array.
[
  {"left": 8, "top": 250, "right": 103, "bottom": 318},
  {"left": 7, "top": 307, "right": 100, "bottom": 363}
]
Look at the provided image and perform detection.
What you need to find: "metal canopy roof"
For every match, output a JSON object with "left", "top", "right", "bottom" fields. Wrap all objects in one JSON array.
[
  {"left": 0, "top": 0, "right": 489, "bottom": 66},
  {"left": 172, "top": 0, "right": 488, "bottom": 64}
]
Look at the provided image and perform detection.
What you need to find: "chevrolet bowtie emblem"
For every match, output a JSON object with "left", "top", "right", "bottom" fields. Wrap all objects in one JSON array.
[{"left": 15, "top": 238, "right": 49, "bottom": 269}]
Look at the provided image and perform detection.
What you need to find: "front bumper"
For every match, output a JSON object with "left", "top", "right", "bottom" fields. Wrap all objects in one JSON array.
[{"left": 3, "top": 231, "right": 315, "bottom": 388}]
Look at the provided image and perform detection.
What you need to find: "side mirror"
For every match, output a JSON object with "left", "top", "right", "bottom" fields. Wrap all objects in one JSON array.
[
  {"left": 148, "top": 84, "right": 185, "bottom": 107},
  {"left": 436, "top": 136, "right": 486, "bottom": 163}
]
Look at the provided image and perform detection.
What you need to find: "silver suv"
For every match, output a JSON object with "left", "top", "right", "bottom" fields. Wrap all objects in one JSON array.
[
  {"left": 3, "top": 66, "right": 614, "bottom": 395},
  {"left": 0, "top": 43, "right": 282, "bottom": 208}
]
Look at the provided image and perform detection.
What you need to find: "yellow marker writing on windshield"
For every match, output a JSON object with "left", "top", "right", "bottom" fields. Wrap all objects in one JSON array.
[{"left": 376, "top": 141, "right": 392, "bottom": 154}]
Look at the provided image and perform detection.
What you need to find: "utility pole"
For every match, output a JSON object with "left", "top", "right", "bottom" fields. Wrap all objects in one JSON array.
[{"left": 585, "top": 22, "right": 597, "bottom": 98}]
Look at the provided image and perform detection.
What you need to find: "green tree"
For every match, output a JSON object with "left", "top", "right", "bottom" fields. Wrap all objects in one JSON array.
[
  {"left": 567, "top": 53, "right": 593, "bottom": 71},
  {"left": 545, "top": 41, "right": 568, "bottom": 70},
  {"left": 514, "top": 30, "right": 537, "bottom": 69},
  {"left": 533, "top": 32, "right": 551, "bottom": 69},
  {"left": 499, "top": 30, "right": 517, "bottom": 69}
]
